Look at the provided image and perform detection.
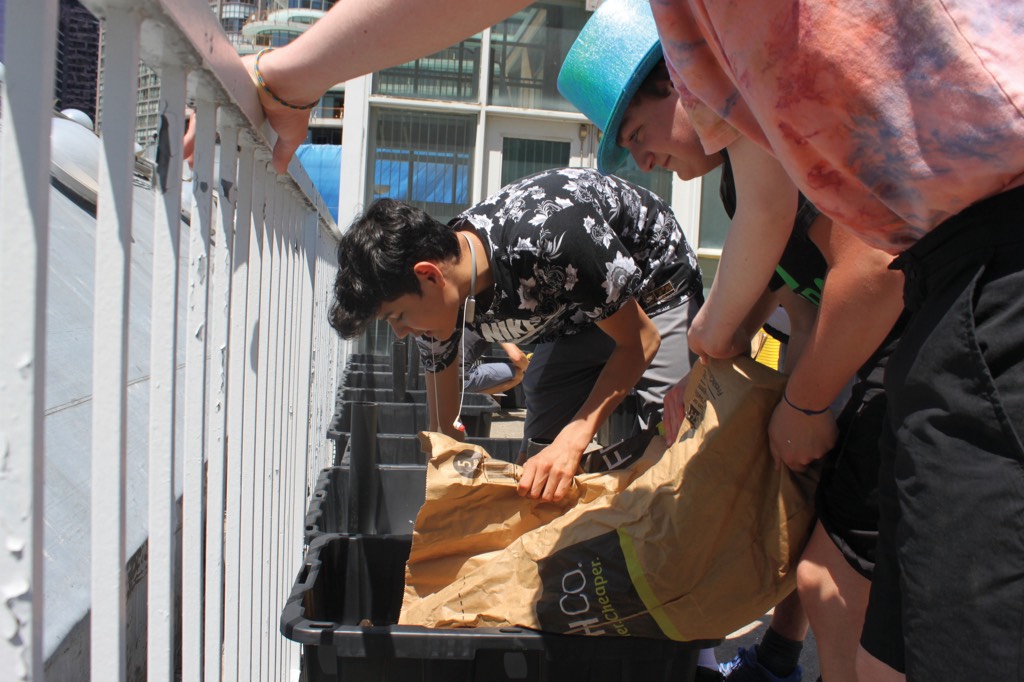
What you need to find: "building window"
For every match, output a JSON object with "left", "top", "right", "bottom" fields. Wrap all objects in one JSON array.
[
  {"left": 372, "top": 37, "right": 482, "bottom": 103},
  {"left": 288, "top": 0, "right": 334, "bottom": 8},
  {"left": 253, "top": 29, "right": 302, "bottom": 47},
  {"left": 367, "top": 109, "right": 476, "bottom": 222},
  {"left": 500, "top": 138, "right": 570, "bottom": 187},
  {"left": 313, "top": 92, "right": 344, "bottom": 120},
  {"left": 308, "top": 127, "right": 342, "bottom": 145},
  {"left": 489, "top": 0, "right": 589, "bottom": 112}
]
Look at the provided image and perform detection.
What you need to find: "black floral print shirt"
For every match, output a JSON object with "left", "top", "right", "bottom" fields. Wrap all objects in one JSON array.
[{"left": 419, "top": 168, "right": 699, "bottom": 372}]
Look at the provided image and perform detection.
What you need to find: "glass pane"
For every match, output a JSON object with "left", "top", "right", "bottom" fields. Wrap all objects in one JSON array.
[
  {"left": 366, "top": 109, "right": 477, "bottom": 223},
  {"left": 698, "top": 165, "right": 731, "bottom": 251},
  {"left": 373, "top": 36, "right": 482, "bottom": 102},
  {"left": 609, "top": 154, "right": 675, "bottom": 204},
  {"left": 500, "top": 138, "right": 571, "bottom": 186},
  {"left": 287, "top": 0, "right": 335, "bottom": 8},
  {"left": 489, "top": 1, "right": 590, "bottom": 111}
]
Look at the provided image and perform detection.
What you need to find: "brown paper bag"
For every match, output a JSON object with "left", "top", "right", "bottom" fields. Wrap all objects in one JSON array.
[{"left": 400, "top": 356, "right": 818, "bottom": 640}]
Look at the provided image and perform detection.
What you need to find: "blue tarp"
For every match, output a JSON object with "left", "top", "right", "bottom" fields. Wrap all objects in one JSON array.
[
  {"left": 372, "top": 149, "right": 470, "bottom": 205},
  {"left": 296, "top": 143, "right": 472, "bottom": 222},
  {"left": 296, "top": 143, "right": 342, "bottom": 222}
]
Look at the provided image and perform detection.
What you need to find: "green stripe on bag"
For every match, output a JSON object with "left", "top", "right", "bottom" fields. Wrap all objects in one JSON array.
[{"left": 617, "top": 528, "right": 684, "bottom": 640}]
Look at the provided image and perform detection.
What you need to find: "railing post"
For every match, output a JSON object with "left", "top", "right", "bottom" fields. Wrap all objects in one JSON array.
[
  {"left": 242, "top": 154, "right": 273, "bottom": 682},
  {"left": 223, "top": 136, "right": 257, "bottom": 682},
  {"left": 147, "top": 59, "right": 187, "bottom": 682},
  {"left": 182, "top": 92, "right": 217, "bottom": 682},
  {"left": 264, "top": 178, "right": 289, "bottom": 680},
  {"left": 251, "top": 159, "right": 276, "bottom": 682},
  {"left": 204, "top": 121, "right": 240, "bottom": 682},
  {"left": 0, "top": 1, "right": 58, "bottom": 679},
  {"left": 91, "top": 9, "right": 141, "bottom": 682},
  {"left": 299, "top": 211, "right": 320, "bottom": 520}
]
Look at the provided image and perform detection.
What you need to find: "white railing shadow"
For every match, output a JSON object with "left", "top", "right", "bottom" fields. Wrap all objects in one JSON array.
[{"left": 0, "top": 0, "right": 343, "bottom": 680}]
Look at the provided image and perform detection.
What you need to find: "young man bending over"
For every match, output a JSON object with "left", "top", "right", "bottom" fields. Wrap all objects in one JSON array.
[{"left": 330, "top": 167, "right": 702, "bottom": 502}]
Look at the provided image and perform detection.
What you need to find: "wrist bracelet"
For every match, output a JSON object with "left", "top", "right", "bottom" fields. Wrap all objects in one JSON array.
[
  {"left": 782, "top": 391, "right": 829, "bottom": 416},
  {"left": 253, "top": 48, "right": 318, "bottom": 111}
]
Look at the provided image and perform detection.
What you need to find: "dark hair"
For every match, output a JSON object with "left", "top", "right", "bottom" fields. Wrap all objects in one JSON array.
[
  {"left": 329, "top": 198, "right": 460, "bottom": 338},
  {"left": 633, "top": 58, "right": 673, "bottom": 102}
]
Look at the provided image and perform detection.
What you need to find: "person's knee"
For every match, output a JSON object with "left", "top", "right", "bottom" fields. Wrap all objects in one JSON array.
[
  {"left": 795, "top": 526, "right": 837, "bottom": 621},
  {"left": 796, "top": 554, "right": 824, "bottom": 603}
]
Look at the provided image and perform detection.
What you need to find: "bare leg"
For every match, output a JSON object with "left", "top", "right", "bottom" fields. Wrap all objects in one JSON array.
[
  {"left": 796, "top": 521, "right": 869, "bottom": 682},
  {"left": 478, "top": 366, "right": 524, "bottom": 395}
]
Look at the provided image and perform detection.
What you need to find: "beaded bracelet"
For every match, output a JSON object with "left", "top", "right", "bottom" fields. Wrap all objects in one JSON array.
[
  {"left": 253, "top": 48, "right": 318, "bottom": 111},
  {"left": 782, "top": 391, "right": 830, "bottom": 416}
]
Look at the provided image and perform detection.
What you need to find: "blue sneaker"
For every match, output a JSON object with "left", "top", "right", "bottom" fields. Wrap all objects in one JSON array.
[{"left": 719, "top": 647, "right": 802, "bottom": 682}]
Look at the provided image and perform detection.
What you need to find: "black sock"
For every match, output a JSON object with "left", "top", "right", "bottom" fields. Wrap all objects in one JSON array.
[{"left": 754, "top": 626, "right": 803, "bottom": 678}]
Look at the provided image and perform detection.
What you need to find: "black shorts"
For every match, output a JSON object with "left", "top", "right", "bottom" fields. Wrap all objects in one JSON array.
[
  {"left": 815, "top": 319, "right": 904, "bottom": 580},
  {"left": 862, "top": 186, "right": 1024, "bottom": 677}
]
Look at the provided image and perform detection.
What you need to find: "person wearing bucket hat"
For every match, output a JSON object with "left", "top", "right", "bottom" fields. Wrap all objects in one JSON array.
[
  {"left": 559, "top": 3, "right": 908, "bottom": 682},
  {"left": 558, "top": 0, "right": 808, "bottom": 372}
]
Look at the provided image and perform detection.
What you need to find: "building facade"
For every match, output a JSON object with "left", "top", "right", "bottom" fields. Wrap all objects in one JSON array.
[
  {"left": 335, "top": 0, "right": 728, "bottom": 283},
  {"left": 140, "top": 0, "right": 728, "bottom": 285},
  {"left": 56, "top": 0, "right": 100, "bottom": 123}
]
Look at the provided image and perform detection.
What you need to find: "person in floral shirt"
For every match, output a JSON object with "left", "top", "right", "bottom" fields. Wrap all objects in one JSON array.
[{"left": 331, "top": 167, "right": 701, "bottom": 503}]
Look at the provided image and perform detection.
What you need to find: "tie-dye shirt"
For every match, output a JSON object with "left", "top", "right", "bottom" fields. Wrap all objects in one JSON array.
[{"left": 651, "top": 0, "right": 1024, "bottom": 253}]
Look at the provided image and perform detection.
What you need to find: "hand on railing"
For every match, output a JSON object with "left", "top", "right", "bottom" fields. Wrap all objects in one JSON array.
[{"left": 184, "top": 53, "right": 314, "bottom": 175}]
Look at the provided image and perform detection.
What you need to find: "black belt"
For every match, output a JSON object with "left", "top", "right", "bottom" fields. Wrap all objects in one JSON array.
[{"left": 637, "top": 263, "right": 702, "bottom": 315}]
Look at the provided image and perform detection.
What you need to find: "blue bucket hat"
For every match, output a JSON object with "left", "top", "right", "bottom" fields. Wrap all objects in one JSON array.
[{"left": 557, "top": 0, "right": 662, "bottom": 174}]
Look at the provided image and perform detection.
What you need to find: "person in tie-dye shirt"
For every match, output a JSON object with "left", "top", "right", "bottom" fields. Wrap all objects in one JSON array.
[{"left": 649, "top": 1, "right": 1024, "bottom": 679}]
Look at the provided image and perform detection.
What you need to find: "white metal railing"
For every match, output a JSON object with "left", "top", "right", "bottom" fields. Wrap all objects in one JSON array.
[{"left": 0, "top": 0, "right": 343, "bottom": 679}]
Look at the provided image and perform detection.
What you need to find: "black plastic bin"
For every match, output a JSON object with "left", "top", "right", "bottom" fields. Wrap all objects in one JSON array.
[
  {"left": 342, "top": 370, "right": 424, "bottom": 391},
  {"left": 345, "top": 362, "right": 391, "bottom": 373},
  {"left": 282, "top": 534, "right": 711, "bottom": 682},
  {"left": 359, "top": 433, "right": 521, "bottom": 465},
  {"left": 346, "top": 353, "right": 390, "bottom": 365},
  {"left": 305, "top": 437, "right": 521, "bottom": 541},
  {"left": 304, "top": 466, "right": 425, "bottom": 540},
  {"left": 338, "top": 388, "right": 506, "bottom": 407},
  {"left": 338, "top": 387, "right": 430, "bottom": 403},
  {"left": 332, "top": 397, "right": 499, "bottom": 439}
]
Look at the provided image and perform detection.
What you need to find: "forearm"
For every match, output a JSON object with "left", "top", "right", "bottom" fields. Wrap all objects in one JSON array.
[
  {"left": 689, "top": 136, "right": 796, "bottom": 359},
  {"left": 499, "top": 342, "right": 529, "bottom": 368},
  {"left": 257, "top": 0, "right": 532, "bottom": 103},
  {"left": 735, "top": 288, "right": 784, "bottom": 349},
  {"left": 558, "top": 312, "right": 660, "bottom": 452},
  {"left": 784, "top": 257, "right": 903, "bottom": 410},
  {"left": 768, "top": 222, "right": 903, "bottom": 470},
  {"left": 697, "top": 223, "right": 788, "bottom": 351},
  {"left": 517, "top": 301, "right": 658, "bottom": 501}
]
